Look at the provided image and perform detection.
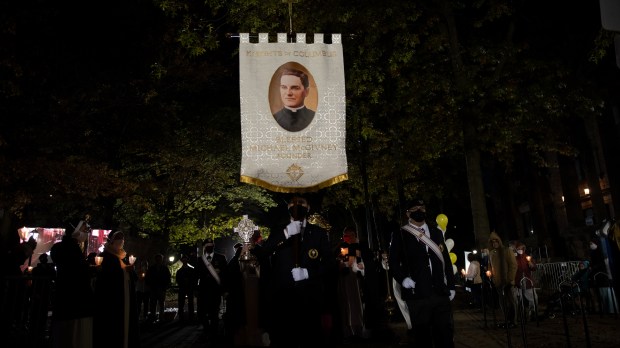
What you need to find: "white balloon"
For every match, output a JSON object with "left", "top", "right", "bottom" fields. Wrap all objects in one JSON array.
[
  {"left": 452, "top": 264, "right": 458, "bottom": 275},
  {"left": 445, "top": 238, "right": 455, "bottom": 252}
]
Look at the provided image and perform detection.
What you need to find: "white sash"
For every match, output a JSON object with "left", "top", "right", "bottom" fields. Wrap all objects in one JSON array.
[
  {"left": 402, "top": 224, "right": 447, "bottom": 285},
  {"left": 201, "top": 252, "right": 221, "bottom": 285}
]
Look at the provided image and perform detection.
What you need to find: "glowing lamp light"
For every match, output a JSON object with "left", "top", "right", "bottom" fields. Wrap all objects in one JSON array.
[
  {"left": 584, "top": 188, "right": 590, "bottom": 195},
  {"left": 95, "top": 256, "right": 103, "bottom": 266},
  {"left": 168, "top": 255, "right": 175, "bottom": 263},
  {"left": 128, "top": 255, "right": 136, "bottom": 265},
  {"left": 486, "top": 270, "right": 492, "bottom": 277},
  {"left": 472, "top": 250, "right": 478, "bottom": 254},
  {"left": 526, "top": 256, "right": 532, "bottom": 262},
  {"left": 340, "top": 248, "right": 348, "bottom": 257}
]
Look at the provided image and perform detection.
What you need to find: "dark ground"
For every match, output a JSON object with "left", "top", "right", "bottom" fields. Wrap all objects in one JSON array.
[{"left": 139, "top": 288, "right": 620, "bottom": 348}]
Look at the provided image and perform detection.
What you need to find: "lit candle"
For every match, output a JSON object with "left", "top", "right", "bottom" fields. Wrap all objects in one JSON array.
[
  {"left": 28, "top": 266, "right": 34, "bottom": 273},
  {"left": 486, "top": 270, "right": 492, "bottom": 277},
  {"left": 340, "top": 248, "right": 348, "bottom": 257},
  {"left": 526, "top": 256, "right": 531, "bottom": 262},
  {"left": 129, "top": 255, "right": 136, "bottom": 265},
  {"left": 95, "top": 256, "right": 103, "bottom": 266}
]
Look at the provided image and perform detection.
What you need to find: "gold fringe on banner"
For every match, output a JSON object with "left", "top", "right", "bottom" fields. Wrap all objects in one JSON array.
[
  {"left": 240, "top": 173, "right": 348, "bottom": 193},
  {"left": 239, "top": 33, "right": 347, "bottom": 192}
]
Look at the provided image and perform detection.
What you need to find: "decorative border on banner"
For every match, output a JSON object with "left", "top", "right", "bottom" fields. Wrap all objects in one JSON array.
[
  {"left": 237, "top": 33, "right": 340, "bottom": 44},
  {"left": 239, "top": 32, "right": 347, "bottom": 193},
  {"left": 240, "top": 173, "right": 349, "bottom": 193}
]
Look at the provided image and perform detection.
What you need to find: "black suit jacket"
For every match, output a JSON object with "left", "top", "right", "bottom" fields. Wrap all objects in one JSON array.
[
  {"left": 273, "top": 106, "right": 315, "bottom": 132},
  {"left": 196, "top": 252, "right": 227, "bottom": 294},
  {"left": 388, "top": 223, "right": 455, "bottom": 301},
  {"left": 262, "top": 221, "right": 331, "bottom": 290}
]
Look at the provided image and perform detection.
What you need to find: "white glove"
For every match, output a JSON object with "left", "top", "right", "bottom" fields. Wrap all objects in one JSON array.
[
  {"left": 291, "top": 267, "right": 309, "bottom": 281},
  {"left": 285, "top": 221, "right": 302, "bottom": 238},
  {"left": 402, "top": 277, "right": 415, "bottom": 289},
  {"left": 352, "top": 262, "right": 365, "bottom": 276},
  {"left": 449, "top": 290, "right": 456, "bottom": 301}
]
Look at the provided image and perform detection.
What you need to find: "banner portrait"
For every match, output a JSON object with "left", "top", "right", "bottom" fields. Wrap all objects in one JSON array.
[{"left": 239, "top": 33, "right": 347, "bottom": 193}]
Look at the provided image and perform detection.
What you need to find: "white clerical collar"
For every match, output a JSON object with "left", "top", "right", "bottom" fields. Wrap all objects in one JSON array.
[{"left": 284, "top": 105, "right": 306, "bottom": 112}]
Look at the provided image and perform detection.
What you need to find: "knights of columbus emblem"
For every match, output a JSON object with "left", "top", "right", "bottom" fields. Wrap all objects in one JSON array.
[{"left": 286, "top": 164, "right": 304, "bottom": 182}]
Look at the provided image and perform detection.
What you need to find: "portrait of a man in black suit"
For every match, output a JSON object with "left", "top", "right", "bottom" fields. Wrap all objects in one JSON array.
[{"left": 272, "top": 68, "right": 316, "bottom": 132}]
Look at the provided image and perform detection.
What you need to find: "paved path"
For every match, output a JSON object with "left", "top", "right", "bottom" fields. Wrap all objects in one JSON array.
[{"left": 140, "top": 302, "right": 620, "bottom": 347}]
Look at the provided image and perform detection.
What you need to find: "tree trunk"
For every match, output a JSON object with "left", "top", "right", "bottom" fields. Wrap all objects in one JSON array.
[{"left": 464, "top": 123, "right": 491, "bottom": 249}]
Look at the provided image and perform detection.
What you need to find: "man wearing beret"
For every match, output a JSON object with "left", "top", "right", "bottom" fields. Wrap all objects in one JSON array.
[{"left": 389, "top": 199, "right": 456, "bottom": 347}]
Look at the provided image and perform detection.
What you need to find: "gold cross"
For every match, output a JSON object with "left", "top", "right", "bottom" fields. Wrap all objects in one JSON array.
[{"left": 282, "top": 0, "right": 299, "bottom": 34}]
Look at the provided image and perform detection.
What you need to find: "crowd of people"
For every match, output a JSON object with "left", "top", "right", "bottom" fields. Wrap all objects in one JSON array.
[{"left": 2, "top": 195, "right": 618, "bottom": 348}]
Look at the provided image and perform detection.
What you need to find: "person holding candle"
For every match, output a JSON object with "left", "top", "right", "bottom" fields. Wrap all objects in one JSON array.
[
  {"left": 335, "top": 227, "right": 366, "bottom": 343},
  {"left": 93, "top": 231, "right": 140, "bottom": 348},
  {"left": 461, "top": 253, "right": 482, "bottom": 308},
  {"left": 513, "top": 242, "right": 538, "bottom": 321},
  {"left": 487, "top": 232, "right": 518, "bottom": 329}
]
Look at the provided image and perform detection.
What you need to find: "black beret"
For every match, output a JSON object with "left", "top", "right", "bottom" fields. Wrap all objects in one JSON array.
[{"left": 407, "top": 198, "right": 425, "bottom": 209}]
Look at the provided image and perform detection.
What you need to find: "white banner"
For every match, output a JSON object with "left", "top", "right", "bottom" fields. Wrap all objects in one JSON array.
[{"left": 239, "top": 33, "right": 347, "bottom": 192}]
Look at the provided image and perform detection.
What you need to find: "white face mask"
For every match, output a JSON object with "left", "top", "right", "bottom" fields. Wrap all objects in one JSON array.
[{"left": 517, "top": 250, "right": 524, "bottom": 255}]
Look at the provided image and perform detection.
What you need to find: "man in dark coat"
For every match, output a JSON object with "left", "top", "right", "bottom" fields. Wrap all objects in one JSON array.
[
  {"left": 273, "top": 68, "right": 316, "bottom": 132},
  {"left": 196, "top": 238, "right": 227, "bottom": 337},
  {"left": 50, "top": 222, "right": 95, "bottom": 348},
  {"left": 93, "top": 231, "right": 140, "bottom": 348},
  {"left": 175, "top": 254, "right": 197, "bottom": 323},
  {"left": 261, "top": 196, "right": 333, "bottom": 348},
  {"left": 389, "top": 198, "right": 456, "bottom": 347},
  {"left": 145, "top": 253, "right": 171, "bottom": 322}
]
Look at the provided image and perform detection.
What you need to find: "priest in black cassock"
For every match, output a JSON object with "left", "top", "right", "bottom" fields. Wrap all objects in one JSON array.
[{"left": 273, "top": 68, "right": 315, "bottom": 132}]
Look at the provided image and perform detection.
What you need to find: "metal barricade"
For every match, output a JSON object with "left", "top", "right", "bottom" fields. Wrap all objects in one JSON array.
[{"left": 532, "top": 261, "right": 580, "bottom": 297}]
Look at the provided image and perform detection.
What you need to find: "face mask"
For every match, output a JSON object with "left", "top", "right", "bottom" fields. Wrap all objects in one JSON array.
[
  {"left": 410, "top": 210, "right": 426, "bottom": 222},
  {"left": 289, "top": 205, "right": 308, "bottom": 221},
  {"left": 517, "top": 250, "right": 524, "bottom": 255}
]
